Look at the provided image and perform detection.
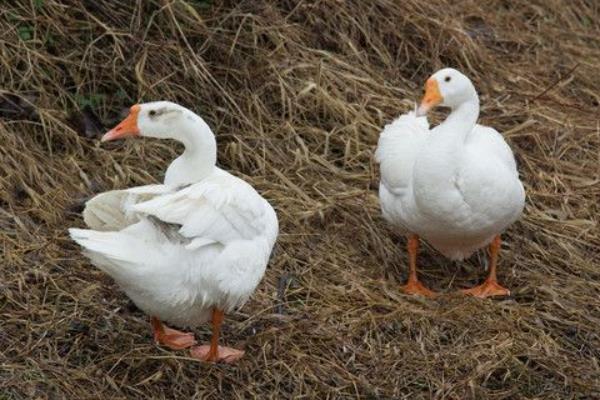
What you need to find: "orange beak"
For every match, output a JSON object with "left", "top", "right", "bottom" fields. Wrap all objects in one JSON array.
[
  {"left": 416, "top": 78, "right": 443, "bottom": 117},
  {"left": 101, "top": 105, "right": 141, "bottom": 142}
]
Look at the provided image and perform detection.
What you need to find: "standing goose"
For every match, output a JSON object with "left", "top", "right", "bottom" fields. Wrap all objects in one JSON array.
[
  {"left": 375, "top": 68, "right": 525, "bottom": 298},
  {"left": 69, "top": 101, "right": 278, "bottom": 363}
]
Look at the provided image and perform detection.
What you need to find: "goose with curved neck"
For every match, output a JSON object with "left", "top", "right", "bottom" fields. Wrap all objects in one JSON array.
[
  {"left": 412, "top": 79, "right": 481, "bottom": 225},
  {"left": 71, "top": 101, "right": 279, "bottom": 363},
  {"left": 376, "top": 68, "right": 525, "bottom": 298},
  {"left": 102, "top": 101, "right": 217, "bottom": 186},
  {"left": 421, "top": 73, "right": 480, "bottom": 150}
]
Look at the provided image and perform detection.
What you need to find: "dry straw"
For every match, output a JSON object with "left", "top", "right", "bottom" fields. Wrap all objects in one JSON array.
[{"left": 0, "top": 0, "right": 599, "bottom": 399}]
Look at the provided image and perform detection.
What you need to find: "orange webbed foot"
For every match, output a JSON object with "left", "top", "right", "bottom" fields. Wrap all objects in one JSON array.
[
  {"left": 461, "top": 279, "right": 510, "bottom": 298},
  {"left": 401, "top": 279, "right": 437, "bottom": 298},
  {"left": 155, "top": 327, "right": 197, "bottom": 350},
  {"left": 190, "top": 345, "right": 245, "bottom": 364}
]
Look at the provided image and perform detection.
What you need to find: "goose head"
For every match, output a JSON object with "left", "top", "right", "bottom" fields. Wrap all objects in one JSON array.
[
  {"left": 416, "top": 68, "right": 477, "bottom": 116},
  {"left": 102, "top": 101, "right": 192, "bottom": 142},
  {"left": 101, "top": 101, "right": 217, "bottom": 186}
]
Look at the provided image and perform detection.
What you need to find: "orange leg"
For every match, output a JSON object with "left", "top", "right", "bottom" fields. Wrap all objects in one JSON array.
[
  {"left": 462, "top": 235, "right": 510, "bottom": 298},
  {"left": 150, "top": 317, "right": 196, "bottom": 350},
  {"left": 190, "top": 308, "right": 245, "bottom": 364},
  {"left": 401, "top": 234, "right": 436, "bottom": 297}
]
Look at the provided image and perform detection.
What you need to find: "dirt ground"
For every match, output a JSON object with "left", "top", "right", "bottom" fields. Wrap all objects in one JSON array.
[{"left": 1, "top": 1, "right": 599, "bottom": 399}]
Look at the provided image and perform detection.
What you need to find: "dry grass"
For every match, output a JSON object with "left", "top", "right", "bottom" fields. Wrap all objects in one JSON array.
[{"left": 1, "top": 0, "right": 599, "bottom": 398}]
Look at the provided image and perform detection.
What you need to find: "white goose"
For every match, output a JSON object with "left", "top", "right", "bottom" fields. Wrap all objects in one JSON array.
[
  {"left": 375, "top": 68, "right": 525, "bottom": 298},
  {"left": 69, "top": 101, "right": 278, "bottom": 363}
]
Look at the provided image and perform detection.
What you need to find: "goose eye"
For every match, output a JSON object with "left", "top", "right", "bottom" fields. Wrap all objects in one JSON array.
[
  {"left": 149, "top": 110, "right": 157, "bottom": 117},
  {"left": 444, "top": 76, "right": 451, "bottom": 82}
]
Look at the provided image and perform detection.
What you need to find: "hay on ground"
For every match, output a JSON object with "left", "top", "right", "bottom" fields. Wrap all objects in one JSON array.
[{"left": 0, "top": 1, "right": 599, "bottom": 398}]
